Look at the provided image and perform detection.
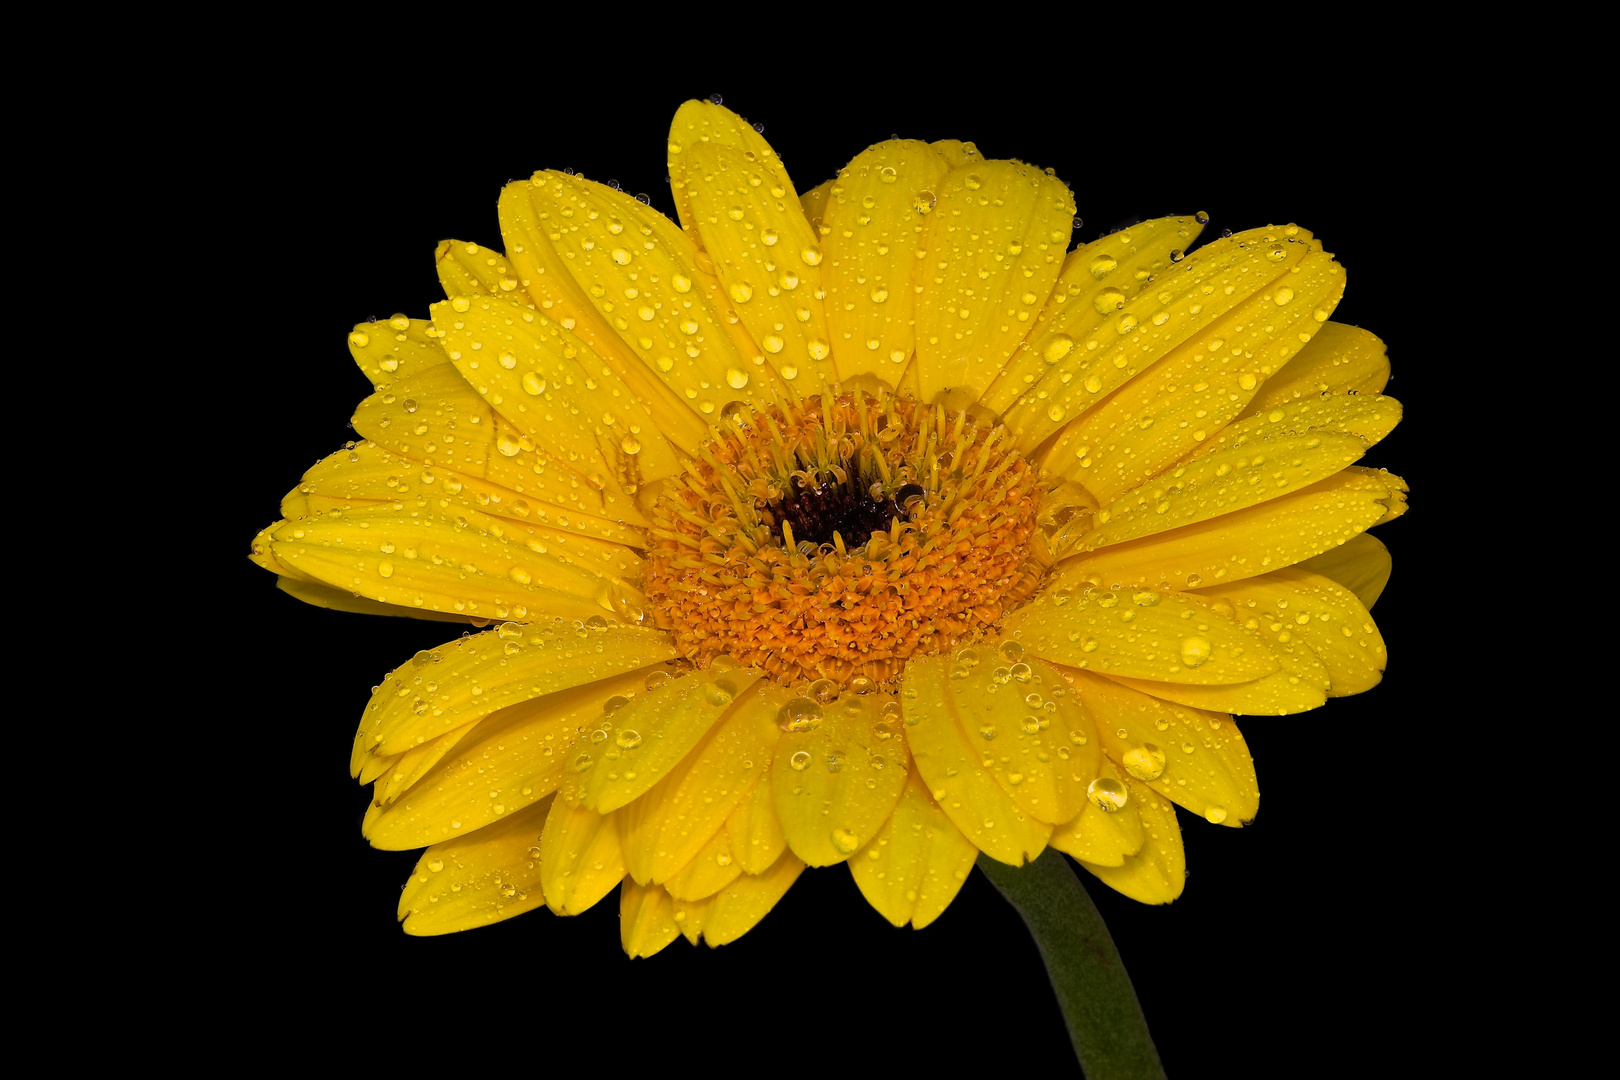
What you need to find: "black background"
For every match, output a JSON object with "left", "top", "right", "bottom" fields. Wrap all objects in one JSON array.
[{"left": 213, "top": 76, "right": 1470, "bottom": 1074}]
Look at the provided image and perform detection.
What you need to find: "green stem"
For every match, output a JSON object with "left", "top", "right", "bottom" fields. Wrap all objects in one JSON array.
[{"left": 978, "top": 850, "right": 1166, "bottom": 1079}]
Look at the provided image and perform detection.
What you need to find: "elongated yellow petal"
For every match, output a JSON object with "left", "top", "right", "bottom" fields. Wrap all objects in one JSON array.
[
  {"left": 902, "top": 655, "right": 1053, "bottom": 865},
  {"left": 1191, "top": 392, "right": 1401, "bottom": 464},
  {"left": 364, "top": 667, "right": 650, "bottom": 850},
  {"left": 1049, "top": 758, "right": 1145, "bottom": 867},
  {"left": 524, "top": 169, "right": 784, "bottom": 420},
  {"left": 356, "top": 623, "right": 676, "bottom": 760},
  {"left": 1077, "top": 777, "right": 1185, "bottom": 904},
  {"left": 348, "top": 317, "right": 449, "bottom": 388},
  {"left": 1063, "top": 668, "right": 1258, "bottom": 827},
  {"left": 1056, "top": 466, "right": 1408, "bottom": 591},
  {"left": 662, "top": 828, "right": 740, "bottom": 902},
  {"left": 289, "top": 441, "right": 646, "bottom": 559},
  {"left": 681, "top": 143, "right": 837, "bottom": 389},
  {"left": 1241, "top": 321, "right": 1389, "bottom": 415},
  {"left": 617, "top": 680, "right": 782, "bottom": 883},
  {"left": 538, "top": 799, "right": 625, "bottom": 916},
  {"left": 693, "top": 848, "right": 804, "bottom": 947},
  {"left": 1105, "top": 669, "right": 1326, "bottom": 716},
  {"left": 821, "top": 140, "right": 950, "bottom": 385},
  {"left": 374, "top": 719, "right": 481, "bottom": 804},
  {"left": 267, "top": 502, "right": 636, "bottom": 625},
  {"left": 849, "top": 770, "right": 980, "bottom": 928},
  {"left": 398, "top": 796, "right": 552, "bottom": 935},
  {"left": 562, "top": 666, "right": 765, "bottom": 813},
  {"left": 432, "top": 294, "right": 682, "bottom": 495},
  {"left": 350, "top": 363, "right": 648, "bottom": 537},
  {"left": 726, "top": 772, "right": 786, "bottom": 875},
  {"left": 436, "top": 240, "right": 527, "bottom": 303},
  {"left": 982, "top": 216, "right": 1203, "bottom": 415},
  {"left": 915, "top": 161, "right": 1073, "bottom": 405},
  {"left": 497, "top": 181, "right": 710, "bottom": 455},
  {"left": 1045, "top": 242, "right": 1346, "bottom": 501},
  {"left": 1004, "top": 586, "right": 1279, "bottom": 685},
  {"left": 1299, "top": 532, "right": 1392, "bottom": 610},
  {"left": 1195, "top": 567, "right": 1387, "bottom": 697},
  {"left": 273, "top": 575, "right": 471, "bottom": 623},
  {"left": 620, "top": 880, "right": 682, "bottom": 958},
  {"left": 1086, "top": 433, "right": 1369, "bottom": 551},
  {"left": 666, "top": 100, "right": 796, "bottom": 241},
  {"left": 1004, "top": 225, "right": 1319, "bottom": 454},
  {"left": 773, "top": 692, "right": 909, "bottom": 867}
]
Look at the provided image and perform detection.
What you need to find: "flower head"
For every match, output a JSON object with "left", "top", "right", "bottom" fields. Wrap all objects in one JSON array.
[{"left": 250, "top": 99, "right": 1404, "bottom": 951}]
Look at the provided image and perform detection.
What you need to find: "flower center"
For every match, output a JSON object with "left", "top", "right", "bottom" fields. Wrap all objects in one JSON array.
[{"left": 646, "top": 389, "right": 1049, "bottom": 688}]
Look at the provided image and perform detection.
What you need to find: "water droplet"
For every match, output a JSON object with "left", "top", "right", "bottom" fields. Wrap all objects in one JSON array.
[
  {"left": 726, "top": 368, "right": 750, "bottom": 389},
  {"left": 621, "top": 434, "right": 642, "bottom": 455},
  {"left": 672, "top": 273, "right": 692, "bottom": 293},
  {"left": 777, "top": 697, "right": 825, "bottom": 733},
  {"left": 1123, "top": 743, "right": 1166, "bottom": 781},
  {"left": 800, "top": 246, "right": 823, "bottom": 266},
  {"left": 730, "top": 283, "right": 754, "bottom": 304},
  {"left": 1043, "top": 334, "right": 1074, "bottom": 363},
  {"left": 615, "top": 729, "right": 642, "bottom": 749},
  {"left": 807, "top": 679, "right": 839, "bottom": 704},
  {"left": 964, "top": 173, "right": 983, "bottom": 190},
  {"left": 1205, "top": 805, "right": 1229, "bottom": 824},
  {"left": 789, "top": 750, "right": 812, "bottom": 771},
  {"left": 378, "top": 560, "right": 395, "bottom": 578},
  {"left": 1089, "top": 255, "right": 1117, "bottom": 279},
  {"left": 705, "top": 679, "right": 736, "bottom": 707},
  {"left": 1087, "top": 777, "right": 1128, "bottom": 812},
  {"left": 1180, "top": 636, "right": 1212, "bottom": 667},
  {"left": 832, "top": 828, "right": 860, "bottom": 853}
]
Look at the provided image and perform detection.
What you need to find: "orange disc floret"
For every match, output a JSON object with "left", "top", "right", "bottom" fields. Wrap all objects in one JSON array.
[{"left": 646, "top": 390, "right": 1048, "bottom": 687}]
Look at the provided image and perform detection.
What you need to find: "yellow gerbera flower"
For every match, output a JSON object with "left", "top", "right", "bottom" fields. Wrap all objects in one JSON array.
[{"left": 249, "top": 99, "right": 1402, "bottom": 956}]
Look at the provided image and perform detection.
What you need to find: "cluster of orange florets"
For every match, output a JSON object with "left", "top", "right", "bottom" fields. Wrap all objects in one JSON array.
[{"left": 645, "top": 391, "right": 1047, "bottom": 687}]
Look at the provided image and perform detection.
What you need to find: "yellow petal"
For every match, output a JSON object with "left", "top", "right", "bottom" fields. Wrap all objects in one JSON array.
[
  {"left": 1076, "top": 777, "right": 1185, "bottom": 904},
  {"left": 620, "top": 880, "right": 682, "bottom": 958},
  {"left": 431, "top": 294, "right": 682, "bottom": 494},
  {"left": 1086, "top": 432, "right": 1371, "bottom": 551},
  {"left": 562, "top": 666, "right": 766, "bottom": 813},
  {"left": 617, "top": 680, "right": 782, "bottom": 883},
  {"left": 666, "top": 100, "right": 796, "bottom": 242},
  {"left": 915, "top": 160, "right": 1074, "bottom": 405},
  {"left": 1049, "top": 758, "right": 1145, "bottom": 867},
  {"left": 1057, "top": 466, "right": 1408, "bottom": 591},
  {"left": 497, "top": 181, "right": 710, "bottom": 455},
  {"left": 901, "top": 655, "right": 1053, "bottom": 865},
  {"left": 350, "top": 363, "right": 648, "bottom": 538},
  {"left": 348, "top": 317, "right": 449, "bottom": 388},
  {"left": 273, "top": 575, "right": 472, "bottom": 624},
  {"left": 725, "top": 771, "right": 787, "bottom": 874},
  {"left": 1062, "top": 668, "right": 1259, "bottom": 827},
  {"left": 982, "top": 216, "right": 1203, "bottom": 415},
  {"left": 680, "top": 142, "right": 837, "bottom": 389},
  {"left": 397, "top": 796, "right": 552, "bottom": 935},
  {"left": 773, "top": 692, "right": 910, "bottom": 867},
  {"left": 523, "top": 169, "right": 784, "bottom": 421},
  {"left": 356, "top": 622, "right": 677, "bottom": 760},
  {"left": 929, "top": 139, "right": 984, "bottom": 168},
  {"left": 538, "top": 799, "right": 625, "bottom": 915},
  {"left": 1004, "top": 224, "right": 1318, "bottom": 455},
  {"left": 1241, "top": 322, "right": 1389, "bottom": 415},
  {"left": 267, "top": 502, "right": 637, "bottom": 626},
  {"left": 1105, "top": 669, "right": 1326, "bottom": 716},
  {"left": 661, "top": 828, "right": 741, "bottom": 902},
  {"left": 689, "top": 847, "right": 804, "bottom": 947},
  {"left": 821, "top": 140, "right": 950, "bottom": 385},
  {"left": 364, "top": 666, "right": 650, "bottom": 850},
  {"left": 1045, "top": 241, "right": 1347, "bottom": 501},
  {"left": 1202, "top": 392, "right": 1401, "bottom": 465},
  {"left": 1299, "top": 532, "right": 1392, "bottom": 609},
  {"left": 436, "top": 240, "right": 527, "bottom": 304},
  {"left": 1195, "top": 567, "right": 1387, "bottom": 697},
  {"left": 289, "top": 439, "right": 646, "bottom": 556},
  {"left": 374, "top": 719, "right": 482, "bottom": 804},
  {"left": 849, "top": 770, "right": 979, "bottom": 928},
  {"left": 1004, "top": 585, "right": 1279, "bottom": 686},
  {"left": 799, "top": 179, "right": 832, "bottom": 230}
]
